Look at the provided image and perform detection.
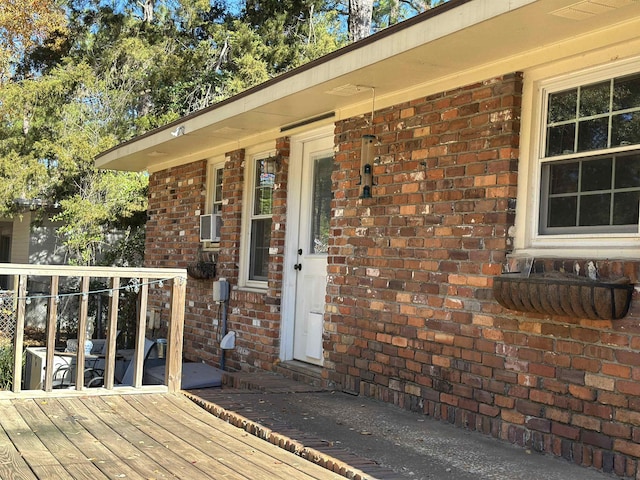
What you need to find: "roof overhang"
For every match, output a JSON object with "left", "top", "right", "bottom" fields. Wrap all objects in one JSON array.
[{"left": 96, "top": 0, "right": 640, "bottom": 173}]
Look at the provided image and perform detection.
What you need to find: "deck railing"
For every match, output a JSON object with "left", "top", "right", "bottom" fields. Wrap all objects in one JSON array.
[{"left": 0, "top": 264, "right": 187, "bottom": 396}]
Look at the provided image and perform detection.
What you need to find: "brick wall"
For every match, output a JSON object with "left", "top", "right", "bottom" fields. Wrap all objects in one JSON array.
[
  {"left": 145, "top": 160, "right": 222, "bottom": 363},
  {"left": 326, "top": 72, "right": 640, "bottom": 477},
  {"left": 144, "top": 71, "right": 640, "bottom": 477},
  {"left": 212, "top": 138, "right": 291, "bottom": 371},
  {"left": 145, "top": 140, "right": 292, "bottom": 370}
]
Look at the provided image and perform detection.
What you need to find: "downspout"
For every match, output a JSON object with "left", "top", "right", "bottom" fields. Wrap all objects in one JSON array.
[
  {"left": 214, "top": 278, "right": 234, "bottom": 370},
  {"left": 220, "top": 295, "right": 228, "bottom": 371}
]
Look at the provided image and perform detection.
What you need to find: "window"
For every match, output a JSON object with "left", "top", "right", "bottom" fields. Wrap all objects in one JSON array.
[
  {"left": 310, "top": 155, "right": 333, "bottom": 254},
  {"left": 539, "top": 68, "right": 640, "bottom": 236},
  {"left": 248, "top": 155, "right": 275, "bottom": 282},
  {"left": 204, "top": 161, "right": 224, "bottom": 246},
  {"left": 211, "top": 164, "right": 224, "bottom": 216}
]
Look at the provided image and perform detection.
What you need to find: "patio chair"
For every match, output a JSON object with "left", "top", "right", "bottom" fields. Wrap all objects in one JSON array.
[
  {"left": 87, "top": 338, "right": 156, "bottom": 387},
  {"left": 52, "top": 361, "right": 104, "bottom": 389}
]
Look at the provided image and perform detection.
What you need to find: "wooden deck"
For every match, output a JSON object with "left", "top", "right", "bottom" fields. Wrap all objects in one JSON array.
[{"left": 0, "top": 393, "right": 345, "bottom": 480}]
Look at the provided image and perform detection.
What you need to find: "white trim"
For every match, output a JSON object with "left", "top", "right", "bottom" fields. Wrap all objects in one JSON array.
[
  {"left": 97, "top": 0, "right": 553, "bottom": 172},
  {"left": 239, "top": 144, "right": 276, "bottom": 290},
  {"left": 202, "top": 158, "right": 225, "bottom": 250},
  {"left": 514, "top": 52, "right": 640, "bottom": 259},
  {"left": 280, "top": 125, "right": 334, "bottom": 362},
  {"left": 205, "top": 158, "right": 225, "bottom": 215}
]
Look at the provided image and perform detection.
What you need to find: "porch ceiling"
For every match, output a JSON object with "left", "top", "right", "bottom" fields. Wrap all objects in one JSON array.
[{"left": 96, "top": 0, "right": 640, "bottom": 173}]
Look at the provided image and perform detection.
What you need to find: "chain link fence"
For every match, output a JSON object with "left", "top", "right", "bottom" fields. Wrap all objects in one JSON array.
[{"left": 0, "top": 291, "right": 16, "bottom": 339}]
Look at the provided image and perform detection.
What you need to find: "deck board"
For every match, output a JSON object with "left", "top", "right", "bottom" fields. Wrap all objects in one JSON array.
[
  {"left": 0, "top": 419, "right": 39, "bottom": 480},
  {"left": 36, "top": 398, "right": 149, "bottom": 480},
  {"left": 0, "top": 394, "right": 345, "bottom": 480},
  {"left": 81, "top": 395, "right": 240, "bottom": 480},
  {"left": 161, "top": 392, "right": 344, "bottom": 479},
  {"left": 12, "top": 400, "right": 109, "bottom": 480},
  {"left": 56, "top": 396, "right": 177, "bottom": 479},
  {"left": 128, "top": 394, "right": 324, "bottom": 480},
  {"left": 112, "top": 395, "right": 250, "bottom": 478},
  {"left": 0, "top": 400, "right": 66, "bottom": 471}
]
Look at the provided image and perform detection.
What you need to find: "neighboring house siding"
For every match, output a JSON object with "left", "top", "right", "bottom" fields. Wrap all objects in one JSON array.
[
  {"left": 29, "top": 220, "right": 67, "bottom": 265},
  {"left": 11, "top": 213, "right": 31, "bottom": 264}
]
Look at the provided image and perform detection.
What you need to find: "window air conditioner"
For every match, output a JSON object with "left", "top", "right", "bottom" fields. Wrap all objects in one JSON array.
[{"left": 200, "top": 213, "right": 221, "bottom": 242}]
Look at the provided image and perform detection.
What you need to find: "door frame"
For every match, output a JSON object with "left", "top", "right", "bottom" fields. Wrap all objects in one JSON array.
[{"left": 280, "top": 125, "right": 334, "bottom": 362}]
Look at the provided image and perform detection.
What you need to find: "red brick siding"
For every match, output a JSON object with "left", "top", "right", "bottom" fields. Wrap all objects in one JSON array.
[
  {"left": 145, "top": 140, "right": 292, "bottom": 371},
  {"left": 210, "top": 139, "right": 290, "bottom": 372},
  {"left": 326, "top": 72, "right": 640, "bottom": 477},
  {"left": 217, "top": 150, "right": 244, "bottom": 283},
  {"left": 145, "top": 160, "right": 223, "bottom": 363},
  {"left": 144, "top": 72, "right": 640, "bottom": 477},
  {"left": 145, "top": 138, "right": 289, "bottom": 369}
]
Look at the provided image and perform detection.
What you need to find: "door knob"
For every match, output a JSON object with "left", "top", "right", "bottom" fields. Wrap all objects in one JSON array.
[{"left": 294, "top": 263, "right": 302, "bottom": 271}]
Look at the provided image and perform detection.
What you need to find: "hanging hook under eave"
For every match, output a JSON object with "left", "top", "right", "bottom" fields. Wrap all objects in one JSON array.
[{"left": 356, "top": 85, "right": 376, "bottom": 128}]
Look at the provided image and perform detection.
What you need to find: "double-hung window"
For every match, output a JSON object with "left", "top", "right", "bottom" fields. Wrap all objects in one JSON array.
[
  {"left": 538, "top": 65, "right": 640, "bottom": 238},
  {"left": 204, "top": 161, "right": 224, "bottom": 246},
  {"left": 247, "top": 155, "right": 275, "bottom": 283},
  {"left": 211, "top": 164, "right": 224, "bottom": 216}
]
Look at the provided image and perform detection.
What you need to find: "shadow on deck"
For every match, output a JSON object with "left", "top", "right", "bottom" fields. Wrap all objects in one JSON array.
[{"left": 0, "top": 393, "right": 347, "bottom": 480}]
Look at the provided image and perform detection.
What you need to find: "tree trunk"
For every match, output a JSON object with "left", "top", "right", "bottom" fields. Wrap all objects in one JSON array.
[
  {"left": 139, "top": 0, "right": 154, "bottom": 23},
  {"left": 389, "top": 0, "right": 399, "bottom": 26},
  {"left": 348, "top": 0, "right": 373, "bottom": 42}
]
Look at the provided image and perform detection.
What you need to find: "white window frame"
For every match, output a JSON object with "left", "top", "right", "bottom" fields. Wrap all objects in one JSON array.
[
  {"left": 239, "top": 146, "right": 276, "bottom": 290},
  {"left": 208, "top": 161, "right": 224, "bottom": 216},
  {"left": 203, "top": 158, "right": 225, "bottom": 249},
  {"left": 514, "top": 55, "right": 640, "bottom": 259}
]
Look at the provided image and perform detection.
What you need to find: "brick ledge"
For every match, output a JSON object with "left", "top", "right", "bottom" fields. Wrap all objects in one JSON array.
[{"left": 182, "top": 391, "right": 376, "bottom": 480}]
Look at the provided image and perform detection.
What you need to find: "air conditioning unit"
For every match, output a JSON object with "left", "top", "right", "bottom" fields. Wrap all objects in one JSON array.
[{"left": 200, "top": 213, "right": 221, "bottom": 242}]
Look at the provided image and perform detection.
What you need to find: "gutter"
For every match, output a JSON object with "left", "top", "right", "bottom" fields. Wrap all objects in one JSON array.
[{"left": 95, "top": 0, "right": 473, "bottom": 162}]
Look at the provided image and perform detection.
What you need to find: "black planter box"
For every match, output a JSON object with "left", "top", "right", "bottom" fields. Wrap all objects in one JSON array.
[
  {"left": 493, "top": 274, "right": 634, "bottom": 320},
  {"left": 187, "top": 261, "right": 216, "bottom": 280}
]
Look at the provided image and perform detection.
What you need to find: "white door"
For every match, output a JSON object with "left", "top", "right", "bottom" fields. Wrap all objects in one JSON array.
[{"left": 292, "top": 138, "right": 333, "bottom": 366}]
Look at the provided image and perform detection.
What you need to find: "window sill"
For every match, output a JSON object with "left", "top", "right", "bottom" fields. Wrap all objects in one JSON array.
[
  {"left": 512, "top": 244, "right": 640, "bottom": 261},
  {"left": 234, "top": 285, "right": 268, "bottom": 294}
]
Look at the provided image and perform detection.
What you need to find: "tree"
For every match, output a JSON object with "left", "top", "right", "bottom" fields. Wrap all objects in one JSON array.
[
  {"left": 348, "top": 0, "right": 449, "bottom": 40},
  {"left": 0, "top": 0, "right": 66, "bottom": 81},
  {"left": 0, "top": 57, "right": 150, "bottom": 266},
  {"left": 5, "top": 0, "right": 450, "bottom": 267},
  {"left": 348, "top": 0, "right": 373, "bottom": 41},
  {"left": 0, "top": 0, "right": 348, "bottom": 266}
]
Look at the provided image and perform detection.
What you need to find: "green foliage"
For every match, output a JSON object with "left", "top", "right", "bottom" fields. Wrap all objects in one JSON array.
[
  {"left": 53, "top": 171, "right": 148, "bottom": 265},
  {"left": 0, "top": 55, "right": 149, "bottom": 266},
  {"left": 1, "top": 0, "right": 438, "bottom": 267},
  {"left": 372, "top": 0, "right": 448, "bottom": 31},
  {"left": 0, "top": 336, "right": 14, "bottom": 390}
]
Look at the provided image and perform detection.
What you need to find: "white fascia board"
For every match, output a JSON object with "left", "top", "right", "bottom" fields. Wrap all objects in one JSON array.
[{"left": 97, "top": 0, "right": 539, "bottom": 171}]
